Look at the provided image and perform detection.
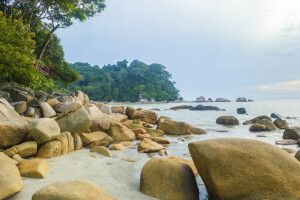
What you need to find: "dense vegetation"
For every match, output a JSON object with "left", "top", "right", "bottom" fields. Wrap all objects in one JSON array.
[
  {"left": 57, "top": 60, "right": 180, "bottom": 102},
  {"left": 0, "top": 0, "right": 106, "bottom": 90}
]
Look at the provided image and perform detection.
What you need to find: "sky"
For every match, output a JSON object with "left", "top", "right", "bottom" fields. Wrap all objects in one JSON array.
[{"left": 57, "top": 0, "right": 300, "bottom": 101}]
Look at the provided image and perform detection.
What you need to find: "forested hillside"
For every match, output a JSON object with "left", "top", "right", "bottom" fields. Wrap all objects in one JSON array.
[{"left": 57, "top": 60, "right": 180, "bottom": 102}]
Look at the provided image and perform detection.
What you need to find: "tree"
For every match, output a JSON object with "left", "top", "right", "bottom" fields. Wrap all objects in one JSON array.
[
  {"left": 0, "top": 0, "right": 106, "bottom": 61},
  {"left": 0, "top": 11, "right": 53, "bottom": 89},
  {"left": 58, "top": 60, "right": 180, "bottom": 101}
]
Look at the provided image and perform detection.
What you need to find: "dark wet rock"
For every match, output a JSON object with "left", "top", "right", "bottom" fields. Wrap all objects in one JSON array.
[
  {"left": 250, "top": 116, "right": 272, "bottom": 123},
  {"left": 283, "top": 128, "right": 300, "bottom": 140},
  {"left": 215, "top": 98, "right": 230, "bottom": 102},
  {"left": 170, "top": 105, "right": 193, "bottom": 110},
  {"left": 0, "top": 91, "right": 10, "bottom": 101},
  {"left": 257, "top": 119, "right": 277, "bottom": 131},
  {"left": 248, "top": 99, "right": 254, "bottom": 102},
  {"left": 4, "top": 87, "right": 35, "bottom": 103},
  {"left": 216, "top": 116, "right": 239, "bottom": 125},
  {"left": 271, "top": 113, "right": 283, "bottom": 119},
  {"left": 243, "top": 120, "right": 253, "bottom": 125},
  {"left": 190, "top": 105, "right": 220, "bottom": 111},
  {"left": 237, "top": 108, "right": 246, "bottom": 114},
  {"left": 196, "top": 96, "right": 206, "bottom": 102},
  {"left": 236, "top": 97, "right": 247, "bottom": 102}
]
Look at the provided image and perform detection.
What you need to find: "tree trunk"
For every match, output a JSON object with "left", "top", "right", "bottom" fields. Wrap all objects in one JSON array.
[{"left": 37, "top": 24, "right": 60, "bottom": 61}]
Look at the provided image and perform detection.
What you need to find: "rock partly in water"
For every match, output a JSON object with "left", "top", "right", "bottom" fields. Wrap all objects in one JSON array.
[
  {"left": 250, "top": 115, "right": 272, "bottom": 123},
  {"left": 0, "top": 152, "right": 23, "bottom": 199},
  {"left": 283, "top": 127, "right": 300, "bottom": 140},
  {"left": 275, "top": 139, "right": 298, "bottom": 145},
  {"left": 188, "top": 138, "right": 300, "bottom": 200},
  {"left": 216, "top": 116, "right": 239, "bottom": 125},
  {"left": 27, "top": 118, "right": 60, "bottom": 144},
  {"left": 189, "top": 105, "right": 220, "bottom": 111},
  {"left": 271, "top": 113, "right": 283, "bottom": 119},
  {"left": 237, "top": 108, "right": 247, "bottom": 114},
  {"left": 140, "top": 158, "right": 199, "bottom": 200},
  {"left": 170, "top": 105, "right": 193, "bottom": 110},
  {"left": 158, "top": 120, "right": 207, "bottom": 135},
  {"left": 215, "top": 98, "right": 230, "bottom": 102},
  {"left": 110, "top": 143, "right": 126, "bottom": 151},
  {"left": 257, "top": 119, "right": 277, "bottom": 131},
  {"left": 249, "top": 123, "right": 267, "bottom": 132},
  {"left": 236, "top": 97, "right": 247, "bottom": 102},
  {"left": 18, "top": 159, "right": 50, "bottom": 179},
  {"left": 32, "top": 180, "right": 117, "bottom": 200},
  {"left": 274, "top": 118, "right": 289, "bottom": 129},
  {"left": 165, "top": 156, "right": 198, "bottom": 176},
  {"left": 243, "top": 120, "right": 253, "bottom": 125}
]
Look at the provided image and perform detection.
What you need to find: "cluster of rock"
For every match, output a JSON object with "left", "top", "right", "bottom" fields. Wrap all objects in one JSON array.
[
  {"left": 170, "top": 104, "right": 223, "bottom": 111},
  {"left": 195, "top": 96, "right": 213, "bottom": 102},
  {"left": 140, "top": 137, "right": 300, "bottom": 199},
  {"left": 236, "top": 97, "right": 253, "bottom": 102},
  {"left": 0, "top": 87, "right": 210, "bottom": 199}
]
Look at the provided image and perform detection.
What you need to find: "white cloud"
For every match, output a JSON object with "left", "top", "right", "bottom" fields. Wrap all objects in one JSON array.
[{"left": 258, "top": 80, "right": 300, "bottom": 92}]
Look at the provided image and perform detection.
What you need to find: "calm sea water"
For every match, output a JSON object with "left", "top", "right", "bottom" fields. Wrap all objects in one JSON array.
[{"left": 112, "top": 100, "right": 300, "bottom": 199}]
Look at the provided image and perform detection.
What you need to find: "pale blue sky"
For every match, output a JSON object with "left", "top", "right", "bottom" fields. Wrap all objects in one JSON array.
[{"left": 57, "top": 0, "right": 300, "bottom": 100}]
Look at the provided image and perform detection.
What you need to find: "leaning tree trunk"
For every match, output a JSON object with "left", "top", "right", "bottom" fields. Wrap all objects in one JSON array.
[{"left": 37, "top": 24, "right": 60, "bottom": 61}]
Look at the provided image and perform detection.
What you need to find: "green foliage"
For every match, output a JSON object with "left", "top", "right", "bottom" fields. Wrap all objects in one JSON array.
[
  {"left": 34, "top": 27, "right": 79, "bottom": 84},
  {"left": 57, "top": 60, "right": 180, "bottom": 102},
  {"left": 0, "top": 11, "right": 54, "bottom": 89}
]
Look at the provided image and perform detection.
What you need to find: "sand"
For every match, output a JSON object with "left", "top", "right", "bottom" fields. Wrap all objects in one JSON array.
[{"left": 8, "top": 147, "right": 158, "bottom": 200}]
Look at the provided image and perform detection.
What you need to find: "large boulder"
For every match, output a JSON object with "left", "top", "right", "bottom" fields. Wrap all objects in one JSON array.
[
  {"left": 0, "top": 98, "right": 28, "bottom": 148},
  {"left": 166, "top": 156, "right": 198, "bottom": 176},
  {"left": 108, "top": 122, "right": 135, "bottom": 142},
  {"left": 216, "top": 116, "right": 239, "bottom": 125},
  {"left": 37, "top": 140, "right": 62, "bottom": 158},
  {"left": 111, "top": 113, "right": 128, "bottom": 122},
  {"left": 145, "top": 128, "right": 165, "bottom": 137},
  {"left": 56, "top": 102, "right": 92, "bottom": 134},
  {"left": 27, "top": 118, "right": 60, "bottom": 144},
  {"left": 47, "top": 99, "right": 60, "bottom": 108},
  {"left": 39, "top": 102, "right": 56, "bottom": 118},
  {"left": 0, "top": 152, "right": 23, "bottom": 199},
  {"left": 32, "top": 180, "right": 117, "bottom": 200},
  {"left": 188, "top": 138, "right": 300, "bottom": 200},
  {"left": 18, "top": 159, "right": 50, "bottom": 179},
  {"left": 56, "top": 133, "right": 69, "bottom": 154},
  {"left": 86, "top": 134, "right": 113, "bottom": 149},
  {"left": 4, "top": 141, "right": 37, "bottom": 158},
  {"left": 158, "top": 120, "right": 207, "bottom": 135},
  {"left": 140, "top": 158, "right": 199, "bottom": 200},
  {"left": 283, "top": 127, "right": 300, "bottom": 140},
  {"left": 85, "top": 104, "right": 115, "bottom": 132},
  {"left": 138, "top": 138, "right": 164, "bottom": 153},
  {"left": 131, "top": 110, "right": 158, "bottom": 124},
  {"left": 274, "top": 118, "right": 289, "bottom": 129}
]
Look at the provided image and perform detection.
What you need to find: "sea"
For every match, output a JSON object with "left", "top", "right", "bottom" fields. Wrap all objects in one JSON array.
[{"left": 112, "top": 99, "right": 300, "bottom": 199}]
